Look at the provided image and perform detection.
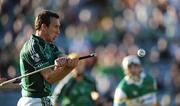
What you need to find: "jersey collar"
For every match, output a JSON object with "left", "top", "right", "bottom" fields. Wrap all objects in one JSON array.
[
  {"left": 31, "top": 34, "right": 48, "bottom": 47},
  {"left": 125, "top": 72, "right": 146, "bottom": 86}
]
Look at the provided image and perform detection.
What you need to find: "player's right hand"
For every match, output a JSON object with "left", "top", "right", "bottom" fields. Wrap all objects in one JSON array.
[{"left": 54, "top": 57, "right": 68, "bottom": 68}]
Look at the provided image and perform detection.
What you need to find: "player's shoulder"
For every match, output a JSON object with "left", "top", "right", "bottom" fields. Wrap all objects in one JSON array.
[
  {"left": 117, "top": 78, "right": 128, "bottom": 90},
  {"left": 21, "top": 39, "right": 36, "bottom": 51},
  {"left": 20, "top": 37, "right": 42, "bottom": 58},
  {"left": 22, "top": 36, "right": 39, "bottom": 48},
  {"left": 143, "top": 71, "right": 155, "bottom": 83},
  {"left": 20, "top": 40, "right": 30, "bottom": 55}
]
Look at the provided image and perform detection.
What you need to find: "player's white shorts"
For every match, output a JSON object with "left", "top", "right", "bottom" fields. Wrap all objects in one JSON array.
[{"left": 17, "top": 96, "right": 53, "bottom": 106}]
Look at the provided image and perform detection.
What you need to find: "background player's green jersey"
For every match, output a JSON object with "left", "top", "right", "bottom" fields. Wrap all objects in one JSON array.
[
  {"left": 114, "top": 72, "right": 157, "bottom": 106},
  {"left": 55, "top": 74, "right": 97, "bottom": 106},
  {"left": 20, "top": 34, "right": 64, "bottom": 97}
]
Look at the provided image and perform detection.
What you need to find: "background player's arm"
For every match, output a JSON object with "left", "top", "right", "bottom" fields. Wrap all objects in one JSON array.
[
  {"left": 151, "top": 79, "right": 159, "bottom": 106},
  {"left": 140, "top": 74, "right": 159, "bottom": 106},
  {"left": 113, "top": 88, "right": 127, "bottom": 106},
  {"left": 151, "top": 93, "right": 159, "bottom": 106}
]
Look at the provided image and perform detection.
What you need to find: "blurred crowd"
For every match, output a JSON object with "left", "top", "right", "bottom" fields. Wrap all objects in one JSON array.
[{"left": 0, "top": 0, "right": 180, "bottom": 105}]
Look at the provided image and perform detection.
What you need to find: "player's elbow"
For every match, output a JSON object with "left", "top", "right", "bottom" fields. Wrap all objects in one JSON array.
[
  {"left": 43, "top": 72, "right": 65, "bottom": 84},
  {"left": 43, "top": 75, "right": 55, "bottom": 84},
  {"left": 41, "top": 69, "right": 60, "bottom": 84}
]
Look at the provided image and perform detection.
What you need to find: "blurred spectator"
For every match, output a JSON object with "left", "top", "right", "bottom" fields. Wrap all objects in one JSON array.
[{"left": 170, "top": 61, "right": 180, "bottom": 94}]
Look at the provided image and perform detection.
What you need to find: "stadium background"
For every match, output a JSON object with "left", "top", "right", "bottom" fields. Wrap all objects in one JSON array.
[{"left": 0, "top": 0, "right": 180, "bottom": 105}]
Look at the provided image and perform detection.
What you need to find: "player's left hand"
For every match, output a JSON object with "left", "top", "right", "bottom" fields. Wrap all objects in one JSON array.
[{"left": 66, "top": 57, "right": 79, "bottom": 68}]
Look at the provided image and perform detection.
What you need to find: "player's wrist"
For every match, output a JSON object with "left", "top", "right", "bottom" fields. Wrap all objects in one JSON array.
[
  {"left": 55, "top": 57, "right": 68, "bottom": 67},
  {"left": 66, "top": 58, "right": 79, "bottom": 67},
  {"left": 54, "top": 65, "right": 64, "bottom": 72}
]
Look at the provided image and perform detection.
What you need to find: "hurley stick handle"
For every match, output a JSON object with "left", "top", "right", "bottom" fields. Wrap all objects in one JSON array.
[{"left": 0, "top": 53, "right": 96, "bottom": 86}]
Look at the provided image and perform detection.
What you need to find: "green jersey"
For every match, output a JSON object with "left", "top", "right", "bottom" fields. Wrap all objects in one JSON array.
[
  {"left": 113, "top": 72, "right": 157, "bottom": 106},
  {"left": 55, "top": 74, "right": 97, "bottom": 106},
  {"left": 20, "top": 34, "right": 64, "bottom": 97}
]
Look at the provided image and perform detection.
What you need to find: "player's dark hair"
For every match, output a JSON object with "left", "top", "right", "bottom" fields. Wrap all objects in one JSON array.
[{"left": 35, "top": 10, "right": 59, "bottom": 30}]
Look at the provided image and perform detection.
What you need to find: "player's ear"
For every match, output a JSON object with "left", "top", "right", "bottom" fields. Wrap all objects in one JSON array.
[{"left": 41, "top": 23, "right": 47, "bottom": 30}]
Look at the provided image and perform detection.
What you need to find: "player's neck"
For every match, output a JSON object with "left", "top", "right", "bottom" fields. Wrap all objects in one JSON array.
[{"left": 35, "top": 31, "right": 48, "bottom": 42}]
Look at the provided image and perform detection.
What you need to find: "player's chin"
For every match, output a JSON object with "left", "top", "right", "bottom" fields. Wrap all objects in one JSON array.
[
  {"left": 51, "top": 36, "right": 57, "bottom": 41},
  {"left": 53, "top": 34, "right": 58, "bottom": 39},
  {"left": 52, "top": 37, "right": 55, "bottom": 41}
]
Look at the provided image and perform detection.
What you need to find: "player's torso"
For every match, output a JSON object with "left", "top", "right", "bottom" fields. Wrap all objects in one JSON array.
[
  {"left": 20, "top": 35, "right": 62, "bottom": 97},
  {"left": 62, "top": 77, "right": 96, "bottom": 106},
  {"left": 119, "top": 73, "right": 156, "bottom": 106},
  {"left": 125, "top": 93, "right": 156, "bottom": 106}
]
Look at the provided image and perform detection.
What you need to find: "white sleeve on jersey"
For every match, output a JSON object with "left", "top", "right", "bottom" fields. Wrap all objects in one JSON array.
[
  {"left": 113, "top": 88, "right": 127, "bottom": 106},
  {"left": 140, "top": 92, "right": 157, "bottom": 105}
]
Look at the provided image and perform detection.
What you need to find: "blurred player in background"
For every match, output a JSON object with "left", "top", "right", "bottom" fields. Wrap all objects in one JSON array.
[
  {"left": 17, "top": 10, "right": 79, "bottom": 106},
  {"left": 113, "top": 55, "right": 158, "bottom": 106},
  {"left": 53, "top": 53, "right": 99, "bottom": 106}
]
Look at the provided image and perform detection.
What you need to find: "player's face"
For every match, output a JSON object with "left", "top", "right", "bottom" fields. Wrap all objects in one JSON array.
[
  {"left": 46, "top": 17, "right": 60, "bottom": 42},
  {"left": 128, "top": 64, "right": 141, "bottom": 76}
]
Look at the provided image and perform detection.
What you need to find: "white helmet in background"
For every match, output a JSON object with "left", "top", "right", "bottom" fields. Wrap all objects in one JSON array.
[{"left": 122, "top": 55, "right": 141, "bottom": 71}]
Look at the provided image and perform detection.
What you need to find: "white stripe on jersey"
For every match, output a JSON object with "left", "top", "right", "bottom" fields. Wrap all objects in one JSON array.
[{"left": 114, "top": 88, "right": 127, "bottom": 103}]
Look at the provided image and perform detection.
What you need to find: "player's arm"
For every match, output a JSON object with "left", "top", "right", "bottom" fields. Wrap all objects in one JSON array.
[
  {"left": 40, "top": 56, "right": 79, "bottom": 84},
  {"left": 42, "top": 44, "right": 79, "bottom": 83},
  {"left": 144, "top": 74, "right": 159, "bottom": 106},
  {"left": 113, "top": 88, "right": 127, "bottom": 106},
  {"left": 53, "top": 80, "right": 71, "bottom": 106},
  {"left": 151, "top": 93, "right": 159, "bottom": 106},
  {"left": 149, "top": 73, "right": 159, "bottom": 106},
  {"left": 151, "top": 80, "right": 159, "bottom": 106},
  {"left": 28, "top": 42, "right": 78, "bottom": 84}
]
